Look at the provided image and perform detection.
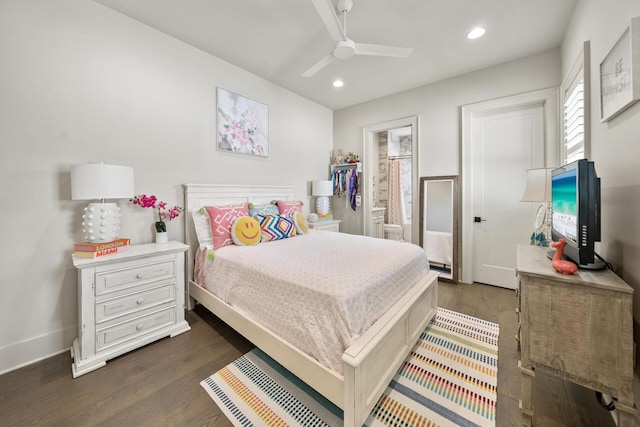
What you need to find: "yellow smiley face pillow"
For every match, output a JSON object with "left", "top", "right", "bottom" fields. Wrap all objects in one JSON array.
[{"left": 231, "top": 216, "right": 262, "bottom": 246}]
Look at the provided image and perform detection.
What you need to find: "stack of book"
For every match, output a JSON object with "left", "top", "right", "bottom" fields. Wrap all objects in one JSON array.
[{"left": 72, "top": 238, "right": 131, "bottom": 259}]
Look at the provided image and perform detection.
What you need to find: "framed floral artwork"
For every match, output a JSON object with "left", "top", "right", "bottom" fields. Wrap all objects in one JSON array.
[
  {"left": 600, "top": 16, "right": 640, "bottom": 122},
  {"left": 217, "top": 88, "right": 269, "bottom": 157}
]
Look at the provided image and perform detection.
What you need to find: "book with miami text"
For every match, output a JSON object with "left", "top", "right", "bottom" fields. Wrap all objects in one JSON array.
[
  {"left": 73, "top": 244, "right": 130, "bottom": 259},
  {"left": 74, "top": 238, "right": 130, "bottom": 253}
]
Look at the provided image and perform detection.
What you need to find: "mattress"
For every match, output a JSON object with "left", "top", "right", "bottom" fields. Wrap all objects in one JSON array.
[{"left": 194, "top": 230, "right": 430, "bottom": 375}]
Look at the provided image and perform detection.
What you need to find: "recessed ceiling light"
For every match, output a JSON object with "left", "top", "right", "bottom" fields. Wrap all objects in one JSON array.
[
  {"left": 467, "top": 27, "right": 486, "bottom": 39},
  {"left": 332, "top": 79, "right": 344, "bottom": 88}
]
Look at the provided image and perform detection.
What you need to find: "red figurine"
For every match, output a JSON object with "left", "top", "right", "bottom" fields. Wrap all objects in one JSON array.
[{"left": 551, "top": 238, "right": 578, "bottom": 275}]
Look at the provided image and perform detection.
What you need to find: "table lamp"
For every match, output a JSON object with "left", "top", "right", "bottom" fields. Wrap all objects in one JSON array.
[
  {"left": 71, "top": 163, "right": 134, "bottom": 243},
  {"left": 312, "top": 180, "right": 333, "bottom": 216},
  {"left": 521, "top": 168, "right": 553, "bottom": 245}
]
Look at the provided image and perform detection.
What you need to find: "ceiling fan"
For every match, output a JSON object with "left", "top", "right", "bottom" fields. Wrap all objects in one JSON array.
[{"left": 303, "top": 0, "right": 414, "bottom": 77}]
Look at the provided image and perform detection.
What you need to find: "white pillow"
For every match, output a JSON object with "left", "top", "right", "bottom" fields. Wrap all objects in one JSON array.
[{"left": 191, "top": 207, "right": 214, "bottom": 249}]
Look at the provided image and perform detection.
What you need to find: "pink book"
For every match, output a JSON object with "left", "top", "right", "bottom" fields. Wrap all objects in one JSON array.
[{"left": 73, "top": 244, "right": 130, "bottom": 259}]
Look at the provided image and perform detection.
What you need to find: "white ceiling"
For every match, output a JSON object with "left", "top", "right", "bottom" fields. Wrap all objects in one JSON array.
[{"left": 94, "top": 0, "right": 578, "bottom": 110}]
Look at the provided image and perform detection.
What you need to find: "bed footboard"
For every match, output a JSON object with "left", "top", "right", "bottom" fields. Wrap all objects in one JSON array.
[
  {"left": 190, "top": 269, "right": 438, "bottom": 426},
  {"left": 342, "top": 269, "right": 439, "bottom": 427}
]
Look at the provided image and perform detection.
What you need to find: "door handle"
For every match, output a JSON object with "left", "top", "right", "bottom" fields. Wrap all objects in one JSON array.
[{"left": 474, "top": 216, "right": 487, "bottom": 223}]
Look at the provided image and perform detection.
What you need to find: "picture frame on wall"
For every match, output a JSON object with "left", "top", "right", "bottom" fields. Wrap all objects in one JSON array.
[
  {"left": 217, "top": 88, "right": 269, "bottom": 157},
  {"left": 600, "top": 16, "right": 640, "bottom": 122}
]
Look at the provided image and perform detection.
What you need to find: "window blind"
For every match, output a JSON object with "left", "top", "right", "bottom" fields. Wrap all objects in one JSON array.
[
  {"left": 564, "top": 79, "right": 584, "bottom": 163},
  {"left": 560, "top": 41, "right": 590, "bottom": 166}
]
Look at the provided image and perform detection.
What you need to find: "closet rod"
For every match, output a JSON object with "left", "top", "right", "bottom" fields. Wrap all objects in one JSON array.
[{"left": 388, "top": 155, "right": 412, "bottom": 160}]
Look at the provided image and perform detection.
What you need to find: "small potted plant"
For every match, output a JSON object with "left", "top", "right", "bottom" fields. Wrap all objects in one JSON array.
[{"left": 131, "top": 194, "right": 183, "bottom": 243}]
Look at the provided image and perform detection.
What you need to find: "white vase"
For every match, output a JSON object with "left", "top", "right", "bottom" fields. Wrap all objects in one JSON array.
[{"left": 156, "top": 231, "right": 168, "bottom": 244}]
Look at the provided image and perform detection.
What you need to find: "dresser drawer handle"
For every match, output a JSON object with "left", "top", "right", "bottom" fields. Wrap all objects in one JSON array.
[
  {"left": 136, "top": 324, "right": 144, "bottom": 331},
  {"left": 136, "top": 298, "right": 144, "bottom": 305},
  {"left": 136, "top": 273, "right": 144, "bottom": 279}
]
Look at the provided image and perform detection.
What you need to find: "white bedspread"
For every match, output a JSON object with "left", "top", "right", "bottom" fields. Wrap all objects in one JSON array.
[
  {"left": 424, "top": 230, "right": 453, "bottom": 266},
  {"left": 195, "top": 230, "right": 429, "bottom": 375}
]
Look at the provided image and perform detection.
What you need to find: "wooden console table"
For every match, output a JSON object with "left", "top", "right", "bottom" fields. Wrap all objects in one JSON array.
[{"left": 516, "top": 245, "right": 636, "bottom": 426}]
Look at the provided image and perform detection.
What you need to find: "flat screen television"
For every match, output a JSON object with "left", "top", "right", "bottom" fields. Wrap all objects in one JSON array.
[{"left": 550, "top": 159, "right": 604, "bottom": 269}]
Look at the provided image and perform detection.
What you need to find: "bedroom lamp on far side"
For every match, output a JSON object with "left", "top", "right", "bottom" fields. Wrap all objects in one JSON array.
[
  {"left": 521, "top": 167, "right": 553, "bottom": 246},
  {"left": 312, "top": 180, "right": 333, "bottom": 218},
  {"left": 71, "top": 162, "right": 134, "bottom": 243}
]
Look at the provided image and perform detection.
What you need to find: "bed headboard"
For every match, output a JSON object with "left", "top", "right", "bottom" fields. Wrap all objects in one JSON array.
[{"left": 182, "top": 183, "right": 296, "bottom": 285}]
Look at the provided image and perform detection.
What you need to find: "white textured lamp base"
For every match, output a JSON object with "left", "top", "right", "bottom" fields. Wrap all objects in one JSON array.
[
  {"left": 316, "top": 196, "right": 330, "bottom": 215},
  {"left": 81, "top": 202, "right": 122, "bottom": 243}
]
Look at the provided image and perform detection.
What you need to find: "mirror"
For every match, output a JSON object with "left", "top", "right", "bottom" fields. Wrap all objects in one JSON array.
[{"left": 419, "top": 176, "right": 459, "bottom": 283}]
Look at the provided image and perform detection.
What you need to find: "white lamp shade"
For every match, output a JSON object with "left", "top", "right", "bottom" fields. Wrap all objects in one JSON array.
[
  {"left": 312, "top": 180, "right": 333, "bottom": 197},
  {"left": 71, "top": 163, "right": 134, "bottom": 201},
  {"left": 521, "top": 168, "right": 552, "bottom": 202},
  {"left": 71, "top": 163, "right": 134, "bottom": 244}
]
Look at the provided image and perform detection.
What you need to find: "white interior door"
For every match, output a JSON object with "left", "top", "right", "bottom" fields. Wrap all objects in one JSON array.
[
  {"left": 471, "top": 106, "right": 543, "bottom": 288},
  {"left": 462, "top": 89, "right": 558, "bottom": 289}
]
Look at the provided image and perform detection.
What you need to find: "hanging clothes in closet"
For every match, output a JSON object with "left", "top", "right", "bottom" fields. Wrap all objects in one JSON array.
[
  {"left": 332, "top": 166, "right": 359, "bottom": 211},
  {"left": 349, "top": 168, "right": 358, "bottom": 211}
]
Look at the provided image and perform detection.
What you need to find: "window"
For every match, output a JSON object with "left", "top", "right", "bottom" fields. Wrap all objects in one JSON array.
[{"left": 561, "top": 41, "right": 590, "bottom": 165}]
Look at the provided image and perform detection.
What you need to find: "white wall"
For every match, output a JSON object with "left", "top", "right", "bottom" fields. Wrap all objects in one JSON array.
[
  {"left": 561, "top": 0, "right": 640, "bottom": 332},
  {"left": 333, "top": 49, "right": 561, "bottom": 235},
  {"left": 0, "top": 0, "right": 333, "bottom": 373}
]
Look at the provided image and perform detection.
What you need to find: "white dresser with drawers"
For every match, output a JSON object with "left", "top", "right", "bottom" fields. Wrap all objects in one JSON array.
[{"left": 71, "top": 241, "right": 190, "bottom": 377}]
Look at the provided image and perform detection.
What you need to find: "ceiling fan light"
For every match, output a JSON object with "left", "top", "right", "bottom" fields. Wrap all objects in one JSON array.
[
  {"left": 333, "top": 80, "right": 344, "bottom": 88},
  {"left": 334, "top": 39, "right": 356, "bottom": 59},
  {"left": 467, "top": 27, "right": 486, "bottom": 39}
]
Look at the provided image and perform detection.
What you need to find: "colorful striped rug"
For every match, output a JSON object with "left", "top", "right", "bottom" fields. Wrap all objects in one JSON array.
[{"left": 201, "top": 308, "right": 499, "bottom": 426}]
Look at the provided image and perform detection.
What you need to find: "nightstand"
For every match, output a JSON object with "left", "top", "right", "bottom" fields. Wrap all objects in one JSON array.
[
  {"left": 516, "top": 245, "right": 636, "bottom": 425},
  {"left": 308, "top": 219, "right": 341, "bottom": 232},
  {"left": 71, "top": 241, "right": 190, "bottom": 377}
]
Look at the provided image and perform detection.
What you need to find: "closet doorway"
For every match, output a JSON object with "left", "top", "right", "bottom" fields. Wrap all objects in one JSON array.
[{"left": 362, "top": 116, "right": 418, "bottom": 243}]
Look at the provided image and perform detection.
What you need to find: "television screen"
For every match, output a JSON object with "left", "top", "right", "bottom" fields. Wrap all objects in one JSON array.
[
  {"left": 550, "top": 159, "right": 604, "bottom": 269},
  {"left": 551, "top": 168, "right": 578, "bottom": 246}
]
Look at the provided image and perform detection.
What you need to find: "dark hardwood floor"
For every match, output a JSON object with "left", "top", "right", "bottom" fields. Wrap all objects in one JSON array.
[{"left": 0, "top": 280, "right": 617, "bottom": 426}]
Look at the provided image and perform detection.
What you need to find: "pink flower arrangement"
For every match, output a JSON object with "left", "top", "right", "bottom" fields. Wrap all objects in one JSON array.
[
  {"left": 218, "top": 109, "right": 266, "bottom": 156},
  {"left": 131, "top": 194, "right": 183, "bottom": 232}
]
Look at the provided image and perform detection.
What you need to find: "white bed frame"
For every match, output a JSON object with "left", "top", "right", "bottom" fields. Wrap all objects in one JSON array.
[{"left": 183, "top": 183, "right": 439, "bottom": 427}]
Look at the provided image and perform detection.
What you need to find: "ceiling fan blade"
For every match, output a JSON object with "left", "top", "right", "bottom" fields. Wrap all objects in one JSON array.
[
  {"left": 354, "top": 43, "right": 413, "bottom": 58},
  {"left": 302, "top": 54, "right": 336, "bottom": 77},
  {"left": 310, "top": 0, "right": 345, "bottom": 42}
]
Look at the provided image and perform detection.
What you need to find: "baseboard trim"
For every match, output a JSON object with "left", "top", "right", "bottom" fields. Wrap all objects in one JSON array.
[{"left": 0, "top": 325, "right": 77, "bottom": 375}]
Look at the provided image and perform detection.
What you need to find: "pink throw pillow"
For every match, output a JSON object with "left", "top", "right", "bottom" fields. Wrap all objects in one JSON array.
[
  {"left": 205, "top": 203, "right": 249, "bottom": 250},
  {"left": 276, "top": 200, "right": 302, "bottom": 216}
]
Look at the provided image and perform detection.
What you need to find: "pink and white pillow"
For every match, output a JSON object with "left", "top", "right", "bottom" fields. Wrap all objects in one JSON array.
[
  {"left": 205, "top": 203, "right": 249, "bottom": 250},
  {"left": 276, "top": 200, "right": 302, "bottom": 216}
]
